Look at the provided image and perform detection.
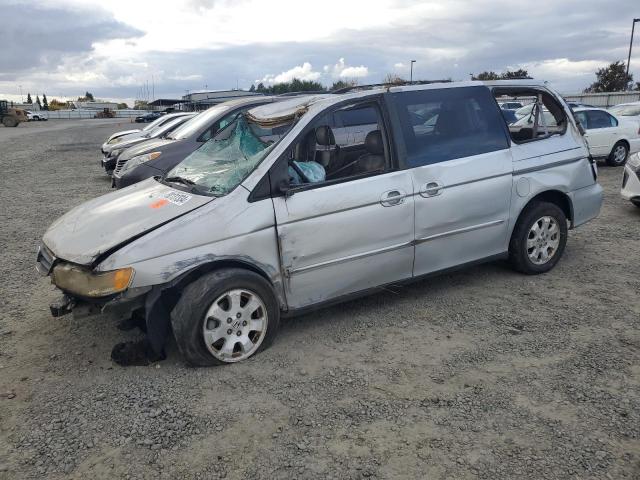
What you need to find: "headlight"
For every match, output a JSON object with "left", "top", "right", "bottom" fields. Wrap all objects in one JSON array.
[
  {"left": 108, "top": 137, "right": 122, "bottom": 145},
  {"left": 51, "top": 264, "right": 134, "bottom": 297},
  {"left": 122, "top": 151, "right": 161, "bottom": 172}
]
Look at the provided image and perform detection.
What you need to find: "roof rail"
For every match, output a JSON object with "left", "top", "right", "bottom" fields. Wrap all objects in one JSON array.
[
  {"left": 331, "top": 79, "right": 452, "bottom": 94},
  {"left": 276, "top": 90, "right": 327, "bottom": 97}
]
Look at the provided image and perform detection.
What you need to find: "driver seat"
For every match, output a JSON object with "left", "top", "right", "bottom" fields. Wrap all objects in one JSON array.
[
  {"left": 354, "top": 130, "right": 385, "bottom": 173},
  {"left": 314, "top": 125, "right": 339, "bottom": 169}
]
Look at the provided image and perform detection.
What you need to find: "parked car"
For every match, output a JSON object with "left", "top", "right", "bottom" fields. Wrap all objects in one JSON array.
[
  {"left": 101, "top": 113, "right": 185, "bottom": 154},
  {"left": 565, "top": 101, "right": 595, "bottom": 110},
  {"left": 112, "top": 97, "right": 277, "bottom": 189},
  {"left": 37, "top": 81, "right": 602, "bottom": 366},
  {"left": 26, "top": 110, "right": 47, "bottom": 121},
  {"left": 498, "top": 101, "right": 523, "bottom": 110},
  {"left": 621, "top": 153, "right": 640, "bottom": 207},
  {"left": 608, "top": 101, "right": 640, "bottom": 120},
  {"left": 135, "top": 112, "right": 163, "bottom": 123},
  {"left": 101, "top": 113, "right": 195, "bottom": 173},
  {"left": 573, "top": 107, "right": 640, "bottom": 166},
  {"left": 500, "top": 108, "right": 518, "bottom": 125}
]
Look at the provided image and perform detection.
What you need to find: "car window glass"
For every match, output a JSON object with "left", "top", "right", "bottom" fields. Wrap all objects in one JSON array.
[
  {"left": 586, "top": 110, "right": 615, "bottom": 129},
  {"left": 392, "top": 86, "right": 508, "bottom": 167},
  {"left": 286, "top": 103, "right": 388, "bottom": 187},
  {"left": 199, "top": 110, "right": 239, "bottom": 142},
  {"left": 574, "top": 111, "right": 588, "bottom": 129}
]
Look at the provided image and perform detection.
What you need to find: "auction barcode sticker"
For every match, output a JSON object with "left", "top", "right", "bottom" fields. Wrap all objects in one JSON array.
[{"left": 163, "top": 191, "right": 192, "bottom": 206}]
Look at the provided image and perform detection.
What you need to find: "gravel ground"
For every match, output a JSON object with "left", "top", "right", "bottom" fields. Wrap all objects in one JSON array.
[{"left": 0, "top": 119, "right": 639, "bottom": 479}]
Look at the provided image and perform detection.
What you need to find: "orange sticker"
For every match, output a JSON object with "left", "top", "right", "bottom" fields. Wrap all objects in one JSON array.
[{"left": 150, "top": 199, "right": 169, "bottom": 209}]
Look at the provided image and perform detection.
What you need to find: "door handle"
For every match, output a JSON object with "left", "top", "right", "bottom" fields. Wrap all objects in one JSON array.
[
  {"left": 420, "top": 181, "right": 444, "bottom": 197},
  {"left": 380, "top": 189, "right": 405, "bottom": 207}
]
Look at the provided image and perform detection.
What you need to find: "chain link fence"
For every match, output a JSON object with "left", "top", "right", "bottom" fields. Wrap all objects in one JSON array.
[{"left": 34, "top": 109, "right": 149, "bottom": 120}]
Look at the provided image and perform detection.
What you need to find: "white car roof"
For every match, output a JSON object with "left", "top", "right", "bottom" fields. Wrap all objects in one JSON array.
[
  {"left": 572, "top": 107, "right": 609, "bottom": 113},
  {"left": 247, "top": 80, "right": 555, "bottom": 125}
]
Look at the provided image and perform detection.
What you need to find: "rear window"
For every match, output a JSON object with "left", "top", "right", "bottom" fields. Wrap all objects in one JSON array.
[{"left": 391, "top": 86, "right": 509, "bottom": 167}]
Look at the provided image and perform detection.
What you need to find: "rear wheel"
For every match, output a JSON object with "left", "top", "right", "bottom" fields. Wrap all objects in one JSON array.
[
  {"left": 171, "top": 269, "right": 280, "bottom": 366},
  {"left": 509, "top": 201, "right": 568, "bottom": 274},
  {"left": 607, "top": 141, "right": 628, "bottom": 166}
]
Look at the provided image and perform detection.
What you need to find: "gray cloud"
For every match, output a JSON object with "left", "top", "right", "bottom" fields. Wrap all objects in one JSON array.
[
  {"left": 1, "top": 0, "right": 638, "bottom": 100},
  {"left": 0, "top": 0, "right": 142, "bottom": 78}
]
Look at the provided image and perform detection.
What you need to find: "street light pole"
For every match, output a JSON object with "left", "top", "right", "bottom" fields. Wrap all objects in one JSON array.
[
  {"left": 19, "top": 85, "right": 23, "bottom": 103},
  {"left": 410, "top": 60, "right": 416, "bottom": 82},
  {"left": 626, "top": 18, "right": 640, "bottom": 88}
]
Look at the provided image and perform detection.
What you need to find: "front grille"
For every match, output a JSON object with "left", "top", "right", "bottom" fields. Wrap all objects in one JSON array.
[
  {"left": 114, "top": 157, "right": 129, "bottom": 175},
  {"left": 36, "top": 243, "right": 56, "bottom": 275}
]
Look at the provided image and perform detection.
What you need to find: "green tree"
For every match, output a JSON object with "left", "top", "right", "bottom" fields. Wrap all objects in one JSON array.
[
  {"left": 261, "top": 78, "right": 326, "bottom": 94},
  {"left": 584, "top": 61, "right": 632, "bottom": 93},
  {"left": 42, "top": 94, "right": 49, "bottom": 110},
  {"left": 330, "top": 79, "right": 359, "bottom": 91},
  {"left": 85, "top": 91, "right": 94, "bottom": 101},
  {"left": 472, "top": 69, "right": 530, "bottom": 81},
  {"left": 117, "top": 102, "right": 129, "bottom": 109},
  {"left": 500, "top": 69, "right": 530, "bottom": 79},
  {"left": 26, "top": 93, "right": 33, "bottom": 104},
  {"left": 36, "top": 95, "right": 41, "bottom": 109},
  {"left": 473, "top": 71, "right": 500, "bottom": 80},
  {"left": 248, "top": 84, "right": 256, "bottom": 92},
  {"left": 256, "top": 82, "right": 266, "bottom": 93}
]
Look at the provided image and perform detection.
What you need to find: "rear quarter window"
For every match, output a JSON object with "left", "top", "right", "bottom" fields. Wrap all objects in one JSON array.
[{"left": 391, "top": 86, "right": 509, "bottom": 167}]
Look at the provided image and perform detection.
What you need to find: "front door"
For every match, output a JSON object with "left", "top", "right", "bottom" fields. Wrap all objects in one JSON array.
[
  {"left": 388, "top": 86, "right": 513, "bottom": 276},
  {"left": 272, "top": 100, "right": 415, "bottom": 309}
]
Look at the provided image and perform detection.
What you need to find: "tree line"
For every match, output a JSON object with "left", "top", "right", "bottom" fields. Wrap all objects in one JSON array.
[{"left": 248, "top": 78, "right": 359, "bottom": 94}]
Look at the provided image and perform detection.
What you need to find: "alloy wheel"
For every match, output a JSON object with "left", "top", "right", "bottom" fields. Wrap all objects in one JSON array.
[
  {"left": 202, "top": 289, "right": 268, "bottom": 362},
  {"left": 526, "top": 216, "right": 561, "bottom": 265}
]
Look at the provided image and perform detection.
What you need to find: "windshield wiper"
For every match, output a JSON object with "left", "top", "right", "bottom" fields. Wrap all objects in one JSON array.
[
  {"left": 162, "top": 175, "right": 213, "bottom": 196},
  {"left": 164, "top": 175, "right": 195, "bottom": 186}
]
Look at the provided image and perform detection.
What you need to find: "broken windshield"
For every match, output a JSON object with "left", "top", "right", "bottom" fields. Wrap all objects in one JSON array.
[{"left": 165, "top": 114, "right": 293, "bottom": 196}]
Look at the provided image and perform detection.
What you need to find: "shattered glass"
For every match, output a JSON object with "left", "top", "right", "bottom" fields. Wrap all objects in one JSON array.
[{"left": 168, "top": 116, "right": 276, "bottom": 196}]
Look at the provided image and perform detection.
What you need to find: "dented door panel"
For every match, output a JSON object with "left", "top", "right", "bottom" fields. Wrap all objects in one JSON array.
[{"left": 273, "top": 170, "right": 415, "bottom": 309}]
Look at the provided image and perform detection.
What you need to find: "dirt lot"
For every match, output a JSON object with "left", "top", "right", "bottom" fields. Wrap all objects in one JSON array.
[{"left": 0, "top": 119, "right": 639, "bottom": 479}]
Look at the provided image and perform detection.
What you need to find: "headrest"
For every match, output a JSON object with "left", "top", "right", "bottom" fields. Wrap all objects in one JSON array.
[
  {"left": 315, "top": 125, "right": 335, "bottom": 146},
  {"left": 365, "top": 130, "right": 384, "bottom": 155}
]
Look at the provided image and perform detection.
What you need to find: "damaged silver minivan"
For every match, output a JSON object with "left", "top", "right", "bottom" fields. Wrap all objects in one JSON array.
[{"left": 37, "top": 81, "right": 603, "bottom": 366}]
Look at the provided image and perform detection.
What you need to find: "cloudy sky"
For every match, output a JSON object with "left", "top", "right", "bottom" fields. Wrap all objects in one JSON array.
[{"left": 1, "top": 0, "right": 638, "bottom": 105}]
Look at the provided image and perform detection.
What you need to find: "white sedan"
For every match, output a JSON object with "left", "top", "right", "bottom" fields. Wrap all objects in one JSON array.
[
  {"left": 621, "top": 153, "right": 640, "bottom": 208},
  {"left": 573, "top": 107, "right": 640, "bottom": 166}
]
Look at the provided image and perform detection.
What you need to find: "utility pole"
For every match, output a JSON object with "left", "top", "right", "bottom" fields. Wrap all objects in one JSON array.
[
  {"left": 410, "top": 60, "right": 416, "bottom": 82},
  {"left": 627, "top": 18, "right": 640, "bottom": 89},
  {"left": 19, "top": 85, "right": 23, "bottom": 103}
]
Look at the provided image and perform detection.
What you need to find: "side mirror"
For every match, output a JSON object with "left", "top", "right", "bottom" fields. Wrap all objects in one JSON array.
[{"left": 576, "top": 121, "right": 586, "bottom": 136}]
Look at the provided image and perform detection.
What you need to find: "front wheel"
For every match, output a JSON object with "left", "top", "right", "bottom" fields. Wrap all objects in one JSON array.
[
  {"left": 509, "top": 202, "right": 568, "bottom": 274},
  {"left": 2, "top": 117, "right": 17, "bottom": 127},
  {"left": 607, "top": 141, "right": 628, "bottom": 167},
  {"left": 171, "top": 269, "right": 280, "bottom": 366}
]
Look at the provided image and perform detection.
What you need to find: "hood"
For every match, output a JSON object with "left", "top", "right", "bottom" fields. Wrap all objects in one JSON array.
[
  {"left": 104, "top": 131, "right": 147, "bottom": 153},
  {"left": 108, "top": 129, "right": 140, "bottom": 142},
  {"left": 119, "top": 137, "right": 176, "bottom": 161},
  {"left": 43, "top": 179, "right": 214, "bottom": 266}
]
